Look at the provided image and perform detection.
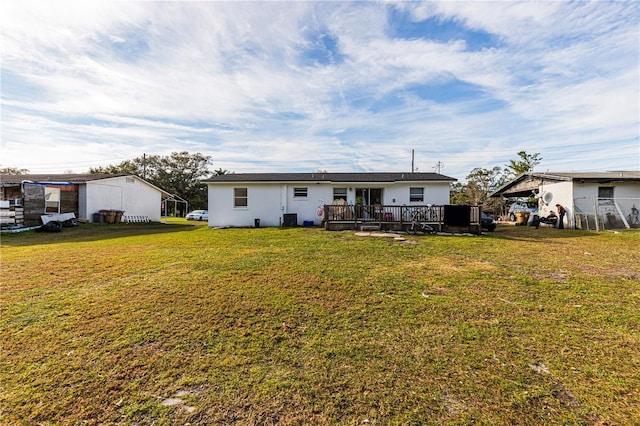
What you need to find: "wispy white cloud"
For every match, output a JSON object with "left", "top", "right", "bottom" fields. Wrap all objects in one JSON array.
[{"left": 1, "top": 1, "right": 638, "bottom": 177}]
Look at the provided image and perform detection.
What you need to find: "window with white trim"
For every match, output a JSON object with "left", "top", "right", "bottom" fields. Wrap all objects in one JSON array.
[
  {"left": 293, "top": 187, "right": 308, "bottom": 198},
  {"left": 234, "top": 187, "right": 248, "bottom": 207},
  {"left": 333, "top": 188, "right": 347, "bottom": 201},
  {"left": 44, "top": 187, "right": 61, "bottom": 213},
  {"left": 409, "top": 187, "right": 424, "bottom": 202}
]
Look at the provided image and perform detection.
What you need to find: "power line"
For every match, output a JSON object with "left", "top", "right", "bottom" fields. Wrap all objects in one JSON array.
[{"left": 4, "top": 137, "right": 637, "bottom": 173}]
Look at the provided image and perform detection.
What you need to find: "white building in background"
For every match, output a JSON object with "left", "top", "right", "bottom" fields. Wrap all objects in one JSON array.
[
  {"left": 490, "top": 171, "right": 640, "bottom": 229},
  {"left": 0, "top": 173, "right": 172, "bottom": 225},
  {"left": 80, "top": 175, "right": 172, "bottom": 222}
]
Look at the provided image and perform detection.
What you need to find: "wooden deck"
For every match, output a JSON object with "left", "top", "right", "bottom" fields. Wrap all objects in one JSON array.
[{"left": 323, "top": 204, "right": 482, "bottom": 234}]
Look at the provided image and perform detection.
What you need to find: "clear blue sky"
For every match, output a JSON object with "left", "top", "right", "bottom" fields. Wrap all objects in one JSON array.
[{"left": 1, "top": 1, "right": 638, "bottom": 180}]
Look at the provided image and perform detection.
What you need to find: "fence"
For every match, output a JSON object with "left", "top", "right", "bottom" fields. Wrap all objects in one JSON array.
[
  {"left": 122, "top": 215, "right": 150, "bottom": 223},
  {"left": 573, "top": 197, "right": 640, "bottom": 230}
]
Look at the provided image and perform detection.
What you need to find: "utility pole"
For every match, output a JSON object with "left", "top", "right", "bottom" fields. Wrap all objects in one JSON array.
[
  {"left": 143, "top": 153, "right": 146, "bottom": 179},
  {"left": 411, "top": 149, "right": 415, "bottom": 173}
]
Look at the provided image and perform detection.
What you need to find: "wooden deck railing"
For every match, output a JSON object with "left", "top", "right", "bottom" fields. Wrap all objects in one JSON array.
[{"left": 323, "top": 204, "right": 481, "bottom": 233}]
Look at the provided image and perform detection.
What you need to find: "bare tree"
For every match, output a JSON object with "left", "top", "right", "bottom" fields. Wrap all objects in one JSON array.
[{"left": 0, "top": 167, "right": 30, "bottom": 175}]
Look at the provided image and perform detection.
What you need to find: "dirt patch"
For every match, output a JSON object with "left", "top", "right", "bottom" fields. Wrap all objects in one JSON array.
[
  {"left": 569, "top": 263, "right": 640, "bottom": 280},
  {"left": 553, "top": 385, "right": 579, "bottom": 407},
  {"left": 441, "top": 393, "right": 467, "bottom": 415},
  {"left": 529, "top": 362, "right": 550, "bottom": 375},
  {"left": 160, "top": 387, "right": 203, "bottom": 413}
]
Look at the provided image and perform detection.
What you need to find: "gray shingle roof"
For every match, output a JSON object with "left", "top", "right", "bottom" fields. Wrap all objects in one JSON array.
[{"left": 204, "top": 172, "right": 456, "bottom": 183}]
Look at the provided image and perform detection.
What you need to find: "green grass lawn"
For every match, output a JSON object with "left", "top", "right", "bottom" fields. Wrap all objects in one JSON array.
[{"left": 1, "top": 223, "right": 639, "bottom": 425}]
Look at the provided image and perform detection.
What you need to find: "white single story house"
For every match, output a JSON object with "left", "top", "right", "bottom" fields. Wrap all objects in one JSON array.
[
  {"left": 203, "top": 172, "right": 457, "bottom": 228},
  {"left": 490, "top": 171, "right": 640, "bottom": 229},
  {"left": 0, "top": 173, "right": 172, "bottom": 226}
]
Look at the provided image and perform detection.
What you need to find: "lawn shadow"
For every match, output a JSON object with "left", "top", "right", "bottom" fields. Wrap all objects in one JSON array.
[
  {"left": 0, "top": 222, "right": 202, "bottom": 247},
  {"left": 487, "top": 225, "right": 605, "bottom": 241}
]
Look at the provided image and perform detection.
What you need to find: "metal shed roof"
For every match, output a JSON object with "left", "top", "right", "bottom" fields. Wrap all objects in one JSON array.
[
  {"left": 490, "top": 171, "right": 640, "bottom": 198},
  {"left": 0, "top": 173, "right": 173, "bottom": 197}
]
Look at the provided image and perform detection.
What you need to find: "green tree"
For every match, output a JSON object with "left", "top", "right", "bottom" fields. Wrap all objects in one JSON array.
[
  {"left": 90, "top": 152, "right": 213, "bottom": 211},
  {"left": 451, "top": 150, "right": 541, "bottom": 214},
  {"left": 450, "top": 166, "right": 506, "bottom": 212},
  {"left": 89, "top": 161, "right": 139, "bottom": 175},
  {"left": 506, "top": 151, "right": 541, "bottom": 177}
]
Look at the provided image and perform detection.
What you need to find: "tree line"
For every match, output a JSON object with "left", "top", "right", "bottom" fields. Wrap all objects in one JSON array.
[{"left": 450, "top": 151, "right": 541, "bottom": 215}]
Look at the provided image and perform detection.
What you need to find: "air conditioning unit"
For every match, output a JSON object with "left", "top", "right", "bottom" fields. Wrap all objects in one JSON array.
[{"left": 14, "top": 198, "right": 22, "bottom": 206}]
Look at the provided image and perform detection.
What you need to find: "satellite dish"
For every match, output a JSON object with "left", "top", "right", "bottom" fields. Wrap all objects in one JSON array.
[{"left": 543, "top": 192, "right": 553, "bottom": 203}]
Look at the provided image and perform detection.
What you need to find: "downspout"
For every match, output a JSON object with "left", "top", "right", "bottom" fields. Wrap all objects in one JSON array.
[{"left": 281, "top": 184, "right": 288, "bottom": 214}]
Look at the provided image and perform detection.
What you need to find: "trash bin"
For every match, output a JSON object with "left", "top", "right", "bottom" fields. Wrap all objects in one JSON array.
[
  {"left": 254, "top": 218, "right": 260, "bottom": 228},
  {"left": 515, "top": 211, "right": 530, "bottom": 226},
  {"left": 114, "top": 210, "right": 124, "bottom": 223},
  {"left": 101, "top": 209, "right": 116, "bottom": 224},
  {"left": 93, "top": 212, "right": 105, "bottom": 223}
]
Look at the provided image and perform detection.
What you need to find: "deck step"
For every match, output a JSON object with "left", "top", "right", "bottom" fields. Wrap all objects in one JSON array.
[{"left": 360, "top": 225, "right": 381, "bottom": 231}]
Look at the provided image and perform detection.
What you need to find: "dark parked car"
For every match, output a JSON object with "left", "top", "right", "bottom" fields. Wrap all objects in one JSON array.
[{"left": 481, "top": 212, "right": 496, "bottom": 232}]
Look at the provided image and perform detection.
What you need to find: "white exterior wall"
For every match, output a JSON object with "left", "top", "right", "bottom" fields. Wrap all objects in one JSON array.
[
  {"left": 537, "top": 180, "right": 574, "bottom": 227},
  {"left": 538, "top": 180, "right": 640, "bottom": 228},
  {"left": 208, "top": 181, "right": 452, "bottom": 227},
  {"left": 606, "top": 182, "right": 640, "bottom": 222},
  {"left": 208, "top": 184, "right": 284, "bottom": 227},
  {"left": 572, "top": 181, "right": 640, "bottom": 225},
  {"left": 285, "top": 183, "right": 332, "bottom": 225},
  {"left": 424, "top": 183, "right": 451, "bottom": 204},
  {"left": 572, "top": 181, "right": 640, "bottom": 200},
  {"left": 86, "top": 176, "right": 163, "bottom": 222},
  {"left": 612, "top": 182, "right": 640, "bottom": 199}
]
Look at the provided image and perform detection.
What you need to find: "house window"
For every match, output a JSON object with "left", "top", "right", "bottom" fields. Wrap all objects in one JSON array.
[
  {"left": 293, "top": 187, "right": 308, "bottom": 198},
  {"left": 234, "top": 187, "right": 248, "bottom": 207},
  {"left": 598, "top": 187, "right": 614, "bottom": 199},
  {"left": 44, "top": 187, "right": 61, "bottom": 213},
  {"left": 410, "top": 187, "right": 424, "bottom": 202},
  {"left": 333, "top": 188, "right": 347, "bottom": 201}
]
